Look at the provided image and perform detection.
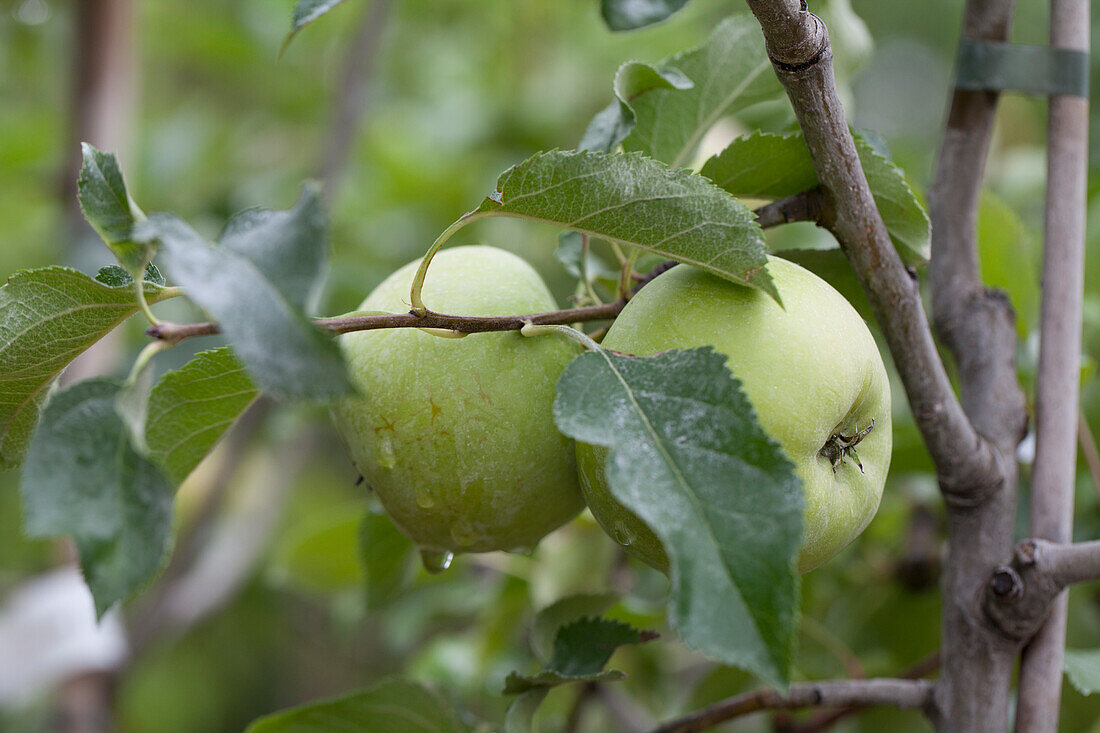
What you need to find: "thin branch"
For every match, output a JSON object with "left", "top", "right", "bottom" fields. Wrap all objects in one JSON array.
[
  {"left": 320, "top": 0, "right": 392, "bottom": 199},
  {"left": 127, "top": 398, "right": 271, "bottom": 652},
  {"left": 1036, "top": 540, "right": 1100, "bottom": 588},
  {"left": 142, "top": 192, "right": 829, "bottom": 344},
  {"left": 1016, "top": 0, "right": 1091, "bottom": 727},
  {"left": 754, "top": 188, "right": 825, "bottom": 228},
  {"left": 742, "top": 0, "right": 998, "bottom": 501},
  {"left": 649, "top": 679, "right": 935, "bottom": 733},
  {"left": 986, "top": 539, "right": 1100, "bottom": 641},
  {"left": 148, "top": 299, "right": 627, "bottom": 342},
  {"left": 776, "top": 652, "right": 940, "bottom": 733},
  {"left": 126, "top": 430, "right": 319, "bottom": 655}
]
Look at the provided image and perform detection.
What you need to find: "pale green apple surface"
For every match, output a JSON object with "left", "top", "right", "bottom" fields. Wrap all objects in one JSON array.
[
  {"left": 332, "top": 246, "right": 584, "bottom": 555},
  {"left": 577, "top": 257, "right": 892, "bottom": 573}
]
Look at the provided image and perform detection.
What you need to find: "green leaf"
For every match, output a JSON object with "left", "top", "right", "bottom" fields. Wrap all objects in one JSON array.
[
  {"left": 77, "top": 144, "right": 152, "bottom": 273},
  {"left": 699, "top": 131, "right": 820, "bottom": 199},
  {"left": 476, "top": 150, "right": 777, "bottom": 300},
  {"left": 601, "top": 0, "right": 690, "bottom": 31},
  {"left": 701, "top": 131, "right": 931, "bottom": 263},
  {"left": 554, "top": 347, "right": 803, "bottom": 687},
  {"left": 136, "top": 211, "right": 351, "bottom": 400},
  {"left": 217, "top": 183, "right": 328, "bottom": 314},
  {"left": 359, "top": 506, "right": 416, "bottom": 608},
  {"left": 579, "top": 63, "right": 693, "bottom": 154},
  {"left": 504, "top": 617, "right": 654, "bottom": 694},
  {"left": 532, "top": 592, "right": 620, "bottom": 660},
  {"left": 0, "top": 267, "right": 170, "bottom": 470},
  {"left": 282, "top": 0, "right": 350, "bottom": 54},
  {"left": 244, "top": 678, "right": 471, "bottom": 732},
  {"left": 145, "top": 347, "right": 259, "bottom": 484},
  {"left": 20, "top": 379, "right": 174, "bottom": 615},
  {"left": 95, "top": 263, "right": 165, "bottom": 288},
  {"left": 621, "top": 15, "right": 782, "bottom": 166},
  {"left": 1065, "top": 648, "right": 1100, "bottom": 695}
]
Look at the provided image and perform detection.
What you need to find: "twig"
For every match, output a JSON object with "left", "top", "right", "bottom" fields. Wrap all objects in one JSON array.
[
  {"left": 126, "top": 429, "right": 319, "bottom": 654},
  {"left": 1015, "top": 0, "right": 1091, "bottom": 727},
  {"left": 1077, "top": 411, "right": 1100, "bottom": 503},
  {"left": 595, "top": 684, "right": 655, "bottom": 733},
  {"left": 148, "top": 299, "right": 627, "bottom": 342},
  {"left": 776, "top": 652, "right": 940, "bottom": 733},
  {"left": 649, "top": 679, "right": 935, "bottom": 733},
  {"left": 143, "top": 193, "right": 826, "bottom": 344},
  {"left": 127, "top": 398, "right": 271, "bottom": 652},
  {"left": 986, "top": 539, "right": 1100, "bottom": 641},
  {"left": 754, "top": 188, "right": 826, "bottom": 229},
  {"left": 565, "top": 681, "right": 599, "bottom": 733},
  {"left": 320, "top": 0, "right": 392, "bottom": 199}
]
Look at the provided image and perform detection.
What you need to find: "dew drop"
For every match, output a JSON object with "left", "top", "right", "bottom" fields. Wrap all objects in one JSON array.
[
  {"left": 415, "top": 485, "right": 436, "bottom": 508},
  {"left": 611, "top": 522, "right": 635, "bottom": 547},
  {"left": 377, "top": 436, "right": 396, "bottom": 469},
  {"left": 419, "top": 548, "right": 454, "bottom": 574},
  {"left": 508, "top": 545, "right": 535, "bottom": 557},
  {"left": 450, "top": 520, "right": 478, "bottom": 547}
]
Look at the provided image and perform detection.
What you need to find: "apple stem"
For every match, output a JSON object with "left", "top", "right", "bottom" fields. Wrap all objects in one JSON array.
[
  {"left": 520, "top": 323, "right": 603, "bottom": 352},
  {"left": 408, "top": 210, "right": 490, "bottom": 315}
]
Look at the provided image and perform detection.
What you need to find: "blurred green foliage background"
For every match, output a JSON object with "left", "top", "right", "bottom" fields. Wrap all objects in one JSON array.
[{"left": 2, "top": 0, "right": 1100, "bottom": 730}]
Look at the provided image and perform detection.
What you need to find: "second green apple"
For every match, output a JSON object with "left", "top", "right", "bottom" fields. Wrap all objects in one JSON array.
[{"left": 577, "top": 256, "right": 892, "bottom": 573}]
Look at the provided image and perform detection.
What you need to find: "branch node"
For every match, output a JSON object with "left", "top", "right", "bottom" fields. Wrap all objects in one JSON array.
[{"left": 988, "top": 567, "right": 1022, "bottom": 599}]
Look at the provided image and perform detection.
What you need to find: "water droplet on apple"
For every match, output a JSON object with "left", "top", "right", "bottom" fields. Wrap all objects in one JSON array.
[
  {"left": 415, "top": 485, "right": 436, "bottom": 508},
  {"left": 377, "top": 436, "right": 396, "bottom": 469},
  {"left": 611, "top": 522, "right": 635, "bottom": 547},
  {"left": 419, "top": 548, "right": 454, "bottom": 574},
  {"left": 450, "top": 520, "right": 478, "bottom": 547}
]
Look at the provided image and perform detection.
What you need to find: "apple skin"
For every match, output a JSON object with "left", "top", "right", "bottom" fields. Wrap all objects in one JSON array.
[
  {"left": 577, "top": 257, "right": 891, "bottom": 573},
  {"left": 332, "top": 245, "right": 585, "bottom": 554}
]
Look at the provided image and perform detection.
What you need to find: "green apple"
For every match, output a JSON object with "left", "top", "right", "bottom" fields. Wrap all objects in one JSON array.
[
  {"left": 577, "top": 256, "right": 891, "bottom": 573},
  {"left": 332, "top": 245, "right": 585, "bottom": 560}
]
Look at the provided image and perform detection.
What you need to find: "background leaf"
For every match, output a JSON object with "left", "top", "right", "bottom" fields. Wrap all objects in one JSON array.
[
  {"left": 145, "top": 347, "right": 259, "bottom": 484},
  {"left": 601, "top": 0, "right": 690, "bottom": 31},
  {"left": 532, "top": 592, "right": 620, "bottom": 660},
  {"left": 1065, "top": 648, "right": 1100, "bottom": 696},
  {"left": 0, "top": 267, "right": 170, "bottom": 469},
  {"left": 476, "top": 150, "right": 777, "bottom": 299},
  {"left": 620, "top": 15, "right": 782, "bottom": 166},
  {"left": 283, "top": 0, "right": 351, "bottom": 52},
  {"left": 503, "top": 617, "right": 654, "bottom": 694},
  {"left": 701, "top": 131, "right": 931, "bottom": 263},
  {"left": 244, "top": 677, "right": 471, "bottom": 732},
  {"left": 579, "top": 62, "right": 693, "bottom": 154},
  {"left": 137, "top": 211, "right": 350, "bottom": 400},
  {"left": 20, "top": 379, "right": 174, "bottom": 615},
  {"left": 554, "top": 347, "right": 803, "bottom": 687}
]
